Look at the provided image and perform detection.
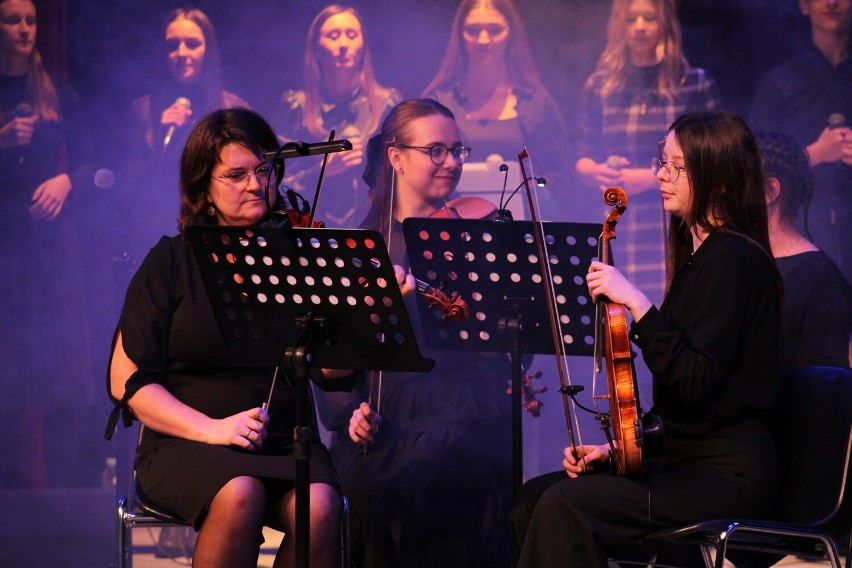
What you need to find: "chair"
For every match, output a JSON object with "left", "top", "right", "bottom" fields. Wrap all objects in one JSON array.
[
  {"left": 116, "top": 424, "right": 196, "bottom": 568},
  {"left": 117, "top": 424, "right": 351, "bottom": 567},
  {"left": 642, "top": 365, "right": 852, "bottom": 568}
]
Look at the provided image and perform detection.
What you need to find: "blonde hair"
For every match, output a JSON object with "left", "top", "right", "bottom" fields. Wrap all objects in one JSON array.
[{"left": 596, "top": 0, "right": 690, "bottom": 101}]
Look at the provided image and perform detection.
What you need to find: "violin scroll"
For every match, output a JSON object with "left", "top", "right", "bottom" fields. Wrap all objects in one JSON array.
[
  {"left": 601, "top": 187, "right": 627, "bottom": 244},
  {"left": 415, "top": 279, "right": 469, "bottom": 322},
  {"left": 506, "top": 369, "right": 547, "bottom": 417}
]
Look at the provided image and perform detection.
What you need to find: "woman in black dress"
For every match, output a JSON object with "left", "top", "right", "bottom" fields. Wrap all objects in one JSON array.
[
  {"left": 514, "top": 111, "right": 782, "bottom": 566},
  {"left": 316, "top": 98, "right": 514, "bottom": 567},
  {"left": 107, "top": 108, "right": 353, "bottom": 568}
]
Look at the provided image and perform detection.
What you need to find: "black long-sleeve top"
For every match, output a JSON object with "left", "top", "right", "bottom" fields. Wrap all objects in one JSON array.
[{"left": 629, "top": 232, "right": 780, "bottom": 478}]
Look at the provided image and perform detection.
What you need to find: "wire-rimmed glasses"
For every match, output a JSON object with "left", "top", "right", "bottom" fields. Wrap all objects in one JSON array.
[
  {"left": 650, "top": 157, "right": 687, "bottom": 183},
  {"left": 215, "top": 162, "right": 275, "bottom": 190},
  {"left": 397, "top": 144, "right": 472, "bottom": 165}
]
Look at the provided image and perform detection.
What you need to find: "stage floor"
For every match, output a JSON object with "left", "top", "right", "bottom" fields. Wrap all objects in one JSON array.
[
  {"left": 0, "top": 488, "right": 843, "bottom": 567},
  {"left": 127, "top": 526, "right": 840, "bottom": 568}
]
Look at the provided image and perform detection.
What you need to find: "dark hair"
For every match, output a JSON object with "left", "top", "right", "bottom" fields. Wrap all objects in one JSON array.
[
  {"left": 178, "top": 108, "right": 278, "bottom": 234},
  {"left": 162, "top": 8, "right": 226, "bottom": 112},
  {"left": 666, "top": 111, "right": 774, "bottom": 283},
  {"left": 360, "top": 98, "right": 456, "bottom": 232},
  {"left": 755, "top": 131, "right": 815, "bottom": 241}
]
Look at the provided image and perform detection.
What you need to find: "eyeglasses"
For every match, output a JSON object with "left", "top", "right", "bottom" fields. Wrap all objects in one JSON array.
[
  {"left": 215, "top": 162, "right": 274, "bottom": 190},
  {"left": 650, "top": 157, "right": 687, "bottom": 183},
  {"left": 397, "top": 144, "right": 472, "bottom": 165}
]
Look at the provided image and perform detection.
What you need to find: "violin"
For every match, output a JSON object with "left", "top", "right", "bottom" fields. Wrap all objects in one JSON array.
[
  {"left": 413, "top": 195, "right": 500, "bottom": 318},
  {"left": 594, "top": 187, "right": 643, "bottom": 476},
  {"left": 428, "top": 196, "right": 499, "bottom": 220},
  {"left": 279, "top": 208, "right": 326, "bottom": 228}
]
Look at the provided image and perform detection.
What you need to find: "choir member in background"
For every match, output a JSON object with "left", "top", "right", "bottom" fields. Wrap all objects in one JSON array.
[
  {"left": 123, "top": 7, "right": 249, "bottom": 266},
  {"left": 574, "top": 0, "right": 718, "bottom": 305},
  {"left": 0, "top": 0, "right": 99, "bottom": 489},
  {"left": 274, "top": 4, "right": 400, "bottom": 228},
  {"left": 749, "top": 0, "right": 852, "bottom": 286},
  {"left": 421, "top": 0, "right": 570, "bottom": 217}
]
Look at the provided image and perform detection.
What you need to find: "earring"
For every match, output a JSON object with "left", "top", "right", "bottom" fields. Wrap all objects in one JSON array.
[
  {"left": 207, "top": 203, "right": 216, "bottom": 217},
  {"left": 398, "top": 167, "right": 404, "bottom": 175}
]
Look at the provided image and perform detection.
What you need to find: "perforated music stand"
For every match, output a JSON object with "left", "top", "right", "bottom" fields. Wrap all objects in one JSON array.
[
  {"left": 402, "top": 218, "right": 600, "bottom": 491},
  {"left": 188, "top": 224, "right": 433, "bottom": 568}
]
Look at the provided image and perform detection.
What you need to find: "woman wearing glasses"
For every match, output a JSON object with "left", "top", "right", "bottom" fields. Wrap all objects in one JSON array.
[
  {"left": 574, "top": 0, "right": 718, "bottom": 305},
  {"left": 513, "top": 111, "right": 782, "bottom": 566},
  {"left": 106, "top": 108, "right": 365, "bottom": 568},
  {"left": 274, "top": 5, "right": 400, "bottom": 228},
  {"left": 313, "top": 98, "right": 514, "bottom": 566}
]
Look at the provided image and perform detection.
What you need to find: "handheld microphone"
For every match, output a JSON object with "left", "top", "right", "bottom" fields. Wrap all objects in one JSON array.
[
  {"left": 606, "top": 155, "right": 628, "bottom": 169},
  {"left": 12, "top": 102, "right": 33, "bottom": 119},
  {"left": 828, "top": 113, "right": 846, "bottom": 130},
  {"left": 12, "top": 103, "right": 33, "bottom": 165},
  {"left": 163, "top": 97, "right": 191, "bottom": 148}
]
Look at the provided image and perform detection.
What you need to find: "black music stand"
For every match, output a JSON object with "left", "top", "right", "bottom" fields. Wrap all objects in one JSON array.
[
  {"left": 402, "top": 218, "right": 599, "bottom": 492},
  {"left": 188, "top": 225, "right": 433, "bottom": 568}
]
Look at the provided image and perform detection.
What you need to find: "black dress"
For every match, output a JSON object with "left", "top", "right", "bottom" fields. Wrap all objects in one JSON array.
[
  {"left": 313, "top": 221, "right": 514, "bottom": 567},
  {"left": 111, "top": 236, "right": 341, "bottom": 528},
  {"left": 776, "top": 250, "right": 852, "bottom": 371}
]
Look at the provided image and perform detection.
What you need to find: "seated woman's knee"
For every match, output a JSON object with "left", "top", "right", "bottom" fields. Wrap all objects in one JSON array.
[
  {"left": 310, "top": 484, "right": 342, "bottom": 532},
  {"left": 218, "top": 476, "right": 266, "bottom": 515}
]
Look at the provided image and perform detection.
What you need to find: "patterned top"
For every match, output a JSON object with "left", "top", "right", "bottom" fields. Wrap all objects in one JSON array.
[{"left": 577, "top": 63, "right": 719, "bottom": 305}]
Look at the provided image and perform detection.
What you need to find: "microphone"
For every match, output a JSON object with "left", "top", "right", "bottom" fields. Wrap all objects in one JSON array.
[
  {"left": 828, "top": 113, "right": 846, "bottom": 130},
  {"left": 497, "top": 163, "right": 509, "bottom": 208},
  {"left": 94, "top": 168, "right": 115, "bottom": 189},
  {"left": 496, "top": 163, "right": 514, "bottom": 222},
  {"left": 606, "top": 155, "right": 627, "bottom": 169},
  {"left": 163, "top": 97, "right": 191, "bottom": 148},
  {"left": 264, "top": 139, "right": 353, "bottom": 162},
  {"left": 502, "top": 176, "right": 546, "bottom": 215},
  {"left": 94, "top": 168, "right": 129, "bottom": 216},
  {"left": 12, "top": 103, "right": 33, "bottom": 165},
  {"left": 12, "top": 102, "right": 33, "bottom": 119}
]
